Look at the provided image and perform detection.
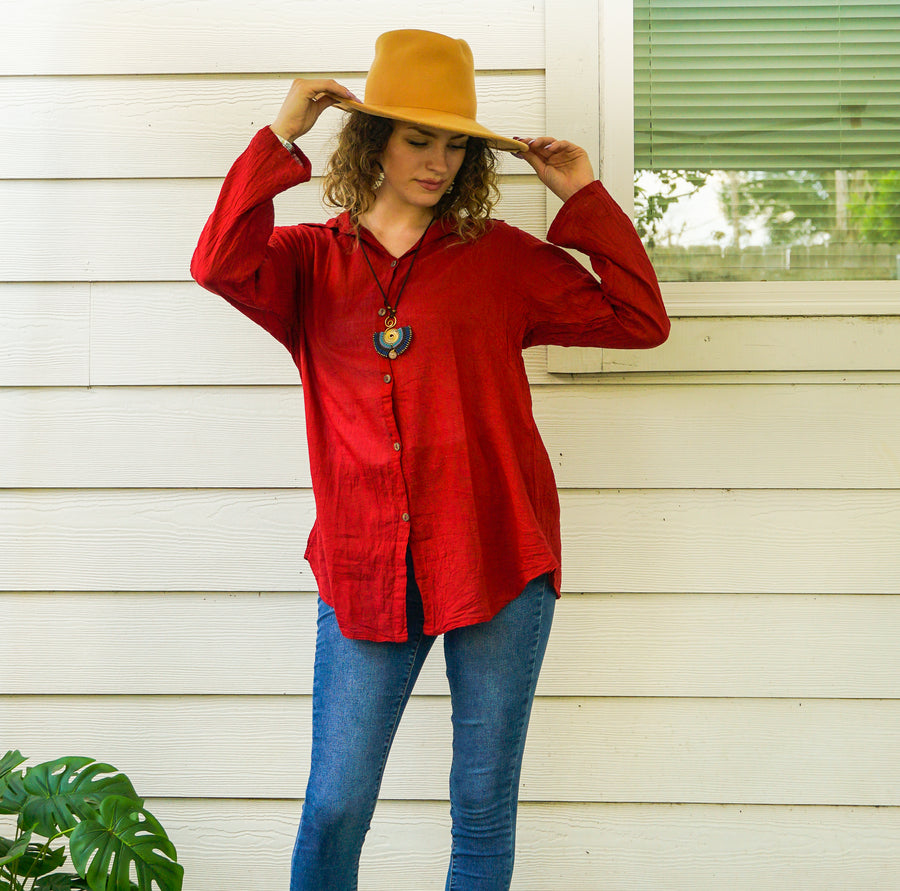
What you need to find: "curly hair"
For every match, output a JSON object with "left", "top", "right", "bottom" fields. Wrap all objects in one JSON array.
[{"left": 322, "top": 111, "right": 500, "bottom": 241}]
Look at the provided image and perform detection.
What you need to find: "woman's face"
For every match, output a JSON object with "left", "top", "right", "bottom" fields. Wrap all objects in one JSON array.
[{"left": 376, "top": 121, "right": 469, "bottom": 212}]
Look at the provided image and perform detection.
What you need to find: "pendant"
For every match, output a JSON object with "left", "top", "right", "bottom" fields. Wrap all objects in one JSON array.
[{"left": 374, "top": 325, "right": 413, "bottom": 359}]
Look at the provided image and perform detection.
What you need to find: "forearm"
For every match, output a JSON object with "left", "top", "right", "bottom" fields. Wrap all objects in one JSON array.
[
  {"left": 190, "top": 127, "right": 313, "bottom": 350},
  {"left": 546, "top": 182, "right": 670, "bottom": 348},
  {"left": 191, "top": 127, "right": 310, "bottom": 298}
]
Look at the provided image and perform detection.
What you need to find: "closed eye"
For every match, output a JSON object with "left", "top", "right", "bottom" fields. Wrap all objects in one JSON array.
[{"left": 405, "top": 139, "right": 468, "bottom": 150}]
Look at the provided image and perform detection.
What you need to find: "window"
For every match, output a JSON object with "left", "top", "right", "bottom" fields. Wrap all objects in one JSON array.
[{"left": 634, "top": 0, "right": 900, "bottom": 282}]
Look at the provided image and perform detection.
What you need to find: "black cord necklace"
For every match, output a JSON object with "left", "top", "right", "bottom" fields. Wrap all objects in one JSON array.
[{"left": 360, "top": 217, "right": 434, "bottom": 359}]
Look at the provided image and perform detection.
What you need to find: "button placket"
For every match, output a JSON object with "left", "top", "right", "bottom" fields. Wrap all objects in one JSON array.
[
  {"left": 372, "top": 254, "right": 401, "bottom": 316},
  {"left": 370, "top": 256, "right": 412, "bottom": 531}
]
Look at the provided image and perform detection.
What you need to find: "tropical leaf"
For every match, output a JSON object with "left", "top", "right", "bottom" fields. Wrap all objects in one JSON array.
[
  {"left": 0, "top": 772, "right": 28, "bottom": 818},
  {"left": 0, "top": 830, "right": 33, "bottom": 868},
  {"left": 0, "top": 752, "right": 28, "bottom": 817},
  {"left": 2, "top": 839, "right": 67, "bottom": 878},
  {"left": 34, "top": 874, "right": 92, "bottom": 890},
  {"left": 20, "top": 758, "right": 141, "bottom": 838},
  {"left": 0, "top": 752, "right": 26, "bottom": 781},
  {"left": 70, "top": 796, "right": 182, "bottom": 891}
]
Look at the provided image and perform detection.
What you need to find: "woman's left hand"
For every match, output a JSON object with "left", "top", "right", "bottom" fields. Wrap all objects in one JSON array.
[{"left": 514, "top": 137, "right": 595, "bottom": 203}]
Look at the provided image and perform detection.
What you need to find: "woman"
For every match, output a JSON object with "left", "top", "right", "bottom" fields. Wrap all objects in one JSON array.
[{"left": 192, "top": 28, "right": 668, "bottom": 891}]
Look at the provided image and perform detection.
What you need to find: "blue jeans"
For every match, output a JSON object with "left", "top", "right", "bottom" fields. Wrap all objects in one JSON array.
[{"left": 290, "top": 562, "right": 556, "bottom": 891}]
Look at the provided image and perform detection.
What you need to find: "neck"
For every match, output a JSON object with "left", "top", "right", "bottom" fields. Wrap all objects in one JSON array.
[{"left": 360, "top": 191, "right": 435, "bottom": 243}]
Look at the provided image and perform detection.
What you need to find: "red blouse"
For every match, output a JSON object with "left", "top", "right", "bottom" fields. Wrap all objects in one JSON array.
[{"left": 191, "top": 126, "right": 669, "bottom": 642}]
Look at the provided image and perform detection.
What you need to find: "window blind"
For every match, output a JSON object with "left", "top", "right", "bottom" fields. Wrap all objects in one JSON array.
[{"left": 635, "top": 0, "right": 900, "bottom": 170}]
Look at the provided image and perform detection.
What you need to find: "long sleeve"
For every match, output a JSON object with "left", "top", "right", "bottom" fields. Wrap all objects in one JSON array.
[
  {"left": 190, "top": 126, "right": 313, "bottom": 351},
  {"left": 521, "top": 180, "right": 670, "bottom": 349}
]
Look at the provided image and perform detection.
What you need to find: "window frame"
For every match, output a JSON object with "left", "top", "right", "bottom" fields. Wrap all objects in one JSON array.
[{"left": 595, "top": 0, "right": 900, "bottom": 318}]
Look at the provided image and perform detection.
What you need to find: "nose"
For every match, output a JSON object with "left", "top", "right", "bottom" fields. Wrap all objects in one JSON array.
[{"left": 425, "top": 144, "right": 450, "bottom": 173}]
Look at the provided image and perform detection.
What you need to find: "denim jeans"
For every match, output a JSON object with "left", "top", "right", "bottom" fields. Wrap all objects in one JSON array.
[{"left": 289, "top": 561, "right": 556, "bottom": 891}]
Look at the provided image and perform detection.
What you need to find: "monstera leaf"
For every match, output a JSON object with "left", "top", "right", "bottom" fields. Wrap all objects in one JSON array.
[
  {"left": 0, "top": 835, "right": 66, "bottom": 877},
  {"left": 19, "top": 757, "right": 140, "bottom": 838},
  {"left": 70, "top": 796, "right": 183, "bottom": 891},
  {"left": 0, "top": 831, "right": 34, "bottom": 868},
  {"left": 34, "top": 875, "right": 92, "bottom": 890},
  {"left": 0, "top": 751, "right": 28, "bottom": 816},
  {"left": 0, "top": 752, "right": 26, "bottom": 781}
]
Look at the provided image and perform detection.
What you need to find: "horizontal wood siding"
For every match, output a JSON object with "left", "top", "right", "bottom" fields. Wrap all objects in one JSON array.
[
  {"left": 2, "top": 384, "right": 899, "bottom": 488},
  {"left": 4, "top": 1, "right": 900, "bottom": 888},
  {"left": 2, "top": 488, "right": 898, "bottom": 592},
  {"left": 6, "top": 696, "right": 900, "bottom": 804},
  {"left": 1, "top": 1, "right": 545, "bottom": 75},
  {"left": 8, "top": 799, "right": 900, "bottom": 889},
  {"left": 550, "top": 316, "right": 900, "bottom": 373},
  {"left": 0, "top": 179, "right": 545, "bottom": 281},
  {"left": 2, "top": 75, "right": 544, "bottom": 178},
  {"left": 4, "top": 592, "right": 900, "bottom": 699},
  {"left": 140, "top": 800, "right": 900, "bottom": 891}
]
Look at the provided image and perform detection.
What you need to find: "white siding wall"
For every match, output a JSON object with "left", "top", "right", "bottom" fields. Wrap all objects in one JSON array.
[{"left": 3, "top": 1, "right": 900, "bottom": 888}]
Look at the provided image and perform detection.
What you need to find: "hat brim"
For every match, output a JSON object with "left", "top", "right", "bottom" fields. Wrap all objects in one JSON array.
[{"left": 334, "top": 97, "right": 527, "bottom": 153}]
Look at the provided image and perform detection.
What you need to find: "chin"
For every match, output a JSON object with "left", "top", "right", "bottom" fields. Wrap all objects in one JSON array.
[{"left": 409, "top": 192, "right": 445, "bottom": 209}]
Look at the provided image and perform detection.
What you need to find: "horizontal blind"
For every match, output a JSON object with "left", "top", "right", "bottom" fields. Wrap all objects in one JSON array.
[{"left": 635, "top": 0, "right": 900, "bottom": 170}]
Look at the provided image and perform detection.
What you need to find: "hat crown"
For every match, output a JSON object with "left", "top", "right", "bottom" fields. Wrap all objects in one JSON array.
[{"left": 363, "top": 29, "right": 477, "bottom": 120}]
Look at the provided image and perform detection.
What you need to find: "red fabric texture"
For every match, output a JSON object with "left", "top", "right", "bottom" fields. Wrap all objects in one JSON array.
[{"left": 191, "top": 127, "right": 669, "bottom": 642}]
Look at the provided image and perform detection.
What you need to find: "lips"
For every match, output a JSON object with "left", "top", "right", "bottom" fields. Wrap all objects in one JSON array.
[{"left": 416, "top": 179, "right": 445, "bottom": 192}]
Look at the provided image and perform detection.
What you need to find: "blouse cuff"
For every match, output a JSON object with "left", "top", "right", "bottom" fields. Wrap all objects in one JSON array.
[
  {"left": 274, "top": 131, "right": 295, "bottom": 153},
  {"left": 257, "top": 125, "right": 312, "bottom": 171}
]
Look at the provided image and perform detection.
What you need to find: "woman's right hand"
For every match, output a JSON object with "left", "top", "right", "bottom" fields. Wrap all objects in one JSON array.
[{"left": 270, "top": 78, "right": 359, "bottom": 144}]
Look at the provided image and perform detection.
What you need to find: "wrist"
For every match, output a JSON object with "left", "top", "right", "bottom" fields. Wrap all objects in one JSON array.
[
  {"left": 269, "top": 124, "right": 297, "bottom": 146},
  {"left": 554, "top": 178, "right": 594, "bottom": 204}
]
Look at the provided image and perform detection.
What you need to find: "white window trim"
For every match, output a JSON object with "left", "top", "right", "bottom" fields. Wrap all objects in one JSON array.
[{"left": 545, "top": 0, "right": 602, "bottom": 222}]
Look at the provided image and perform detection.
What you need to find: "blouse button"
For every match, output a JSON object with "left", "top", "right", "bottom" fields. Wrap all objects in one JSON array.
[
  {"left": 391, "top": 260, "right": 398, "bottom": 268},
  {"left": 383, "top": 374, "right": 392, "bottom": 383},
  {"left": 401, "top": 512, "right": 410, "bottom": 522},
  {"left": 393, "top": 442, "right": 401, "bottom": 451}
]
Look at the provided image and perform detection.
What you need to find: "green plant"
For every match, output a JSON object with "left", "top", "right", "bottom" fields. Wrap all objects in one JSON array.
[
  {"left": 634, "top": 169, "right": 710, "bottom": 247},
  {"left": 0, "top": 750, "right": 183, "bottom": 891}
]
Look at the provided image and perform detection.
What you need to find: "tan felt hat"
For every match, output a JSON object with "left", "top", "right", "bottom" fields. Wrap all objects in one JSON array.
[{"left": 335, "top": 29, "right": 527, "bottom": 153}]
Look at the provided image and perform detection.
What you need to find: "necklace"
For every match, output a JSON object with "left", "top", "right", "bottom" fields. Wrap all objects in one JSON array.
[{"left": 359, "top": 217, "right": 434, "bottom": 359}]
